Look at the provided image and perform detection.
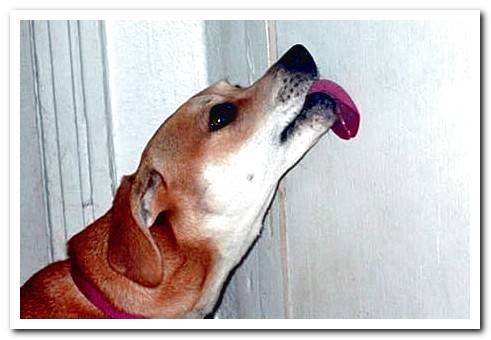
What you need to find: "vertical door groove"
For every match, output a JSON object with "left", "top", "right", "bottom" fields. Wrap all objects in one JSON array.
[
  {"left": 67, "top": 20, "right": 89, "bottom": 227},
  {"left": 98, "top": 21, "right": 118, "bottom": 198},
  {"left": 76, "top": 20, "right": 97, "bottom": 223},
  {"left": 266, "top": 19, "right": 292, "bottom": 319},
  {"left": 46, "top": 21, "right": 69, "bottom": 242},
  {"left": 265, "top": 20, "right": 278, "bottom": 66}
]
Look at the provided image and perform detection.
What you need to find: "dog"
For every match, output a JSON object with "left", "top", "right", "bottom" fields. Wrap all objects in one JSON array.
[{"left": 20, "top": 44, "right": 359, "bottom": 318}]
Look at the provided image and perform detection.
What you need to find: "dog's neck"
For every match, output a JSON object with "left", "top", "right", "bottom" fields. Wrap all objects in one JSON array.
[
  {"left": 68, "top": 178, "right": 278, "bottom": 318},
  {"left": 68, "top": 211, "right": 219, "bottom": 318}
]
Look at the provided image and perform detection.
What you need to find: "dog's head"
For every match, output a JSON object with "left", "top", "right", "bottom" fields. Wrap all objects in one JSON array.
[{"left": 107, "top": 45, "right": 358, "bottom": 287}]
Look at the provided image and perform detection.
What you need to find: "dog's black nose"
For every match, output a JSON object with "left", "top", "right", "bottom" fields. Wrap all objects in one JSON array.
[{"left": 276, "top": 44, "right": 318, "bottom": 77}]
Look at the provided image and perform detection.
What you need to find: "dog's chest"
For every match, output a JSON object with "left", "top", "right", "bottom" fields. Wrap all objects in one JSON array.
[{"left": 191, "top": 190, "right": 277, "bottom": 317}]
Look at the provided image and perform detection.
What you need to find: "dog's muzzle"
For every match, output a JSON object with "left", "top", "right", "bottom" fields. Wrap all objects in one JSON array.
[
  {"left": 273, "top": 45, "right": 336, "bottom": 142},
  {"left": 274, "top": 44, "right": 360, "bottom": 142}
]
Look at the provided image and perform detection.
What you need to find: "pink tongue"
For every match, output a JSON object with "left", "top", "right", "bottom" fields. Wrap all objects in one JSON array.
[{"left": 308, "top": 79, "right": 360, "bottom": 140}]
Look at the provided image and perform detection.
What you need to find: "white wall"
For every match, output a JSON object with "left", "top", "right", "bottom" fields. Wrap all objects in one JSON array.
[
  {"left": 275, "top": 19, "right": 477, "bottom": 318},
  {"left": 104, "top": 21, "right": 209, "bottom": 179},
  {"left": 20, "top": 17, "right": 478, "bottom": 318}
]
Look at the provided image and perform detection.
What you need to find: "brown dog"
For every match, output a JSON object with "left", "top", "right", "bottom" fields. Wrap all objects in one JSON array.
[{"left": 20, "top": 45, "right": 356, "bottom": 318}]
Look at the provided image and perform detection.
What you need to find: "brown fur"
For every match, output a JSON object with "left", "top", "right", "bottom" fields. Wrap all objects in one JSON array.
[{"left": 20, "top": 75, "right": 274, "bottom": 319}]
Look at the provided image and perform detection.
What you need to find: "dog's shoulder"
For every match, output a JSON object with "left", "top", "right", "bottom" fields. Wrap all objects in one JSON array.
[
  {"left": 20, "top": 260, "right": 70, "bottom": 317},
  {"left": 20, "top": 260, "right": 104, "bottom": 318}
]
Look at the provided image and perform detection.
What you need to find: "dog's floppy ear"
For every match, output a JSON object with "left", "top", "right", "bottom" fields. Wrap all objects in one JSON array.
[{"left": 107, "top": 169, "right": 167, "bottom": 287}]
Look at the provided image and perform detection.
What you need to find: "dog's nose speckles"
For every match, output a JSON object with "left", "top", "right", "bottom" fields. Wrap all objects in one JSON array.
[{"left": 277, "top": 74, "right": 311, "bottom": 103}]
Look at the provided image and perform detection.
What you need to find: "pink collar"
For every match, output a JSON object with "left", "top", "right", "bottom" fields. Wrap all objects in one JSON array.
[{"left": 71, "top": 263, "right": 145, "bottom": 319}]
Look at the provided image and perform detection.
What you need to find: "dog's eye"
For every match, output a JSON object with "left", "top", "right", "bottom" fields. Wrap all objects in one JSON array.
[{"left": 209, "top": 102, "right": 238, "bottom": 131}]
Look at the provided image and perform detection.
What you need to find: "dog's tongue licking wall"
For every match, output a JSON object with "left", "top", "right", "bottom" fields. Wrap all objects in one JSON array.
[{"left": 308, "top": 79, "right": 360, "bottom": 140}]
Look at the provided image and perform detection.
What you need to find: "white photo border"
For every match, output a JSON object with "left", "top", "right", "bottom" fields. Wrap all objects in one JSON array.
[{"left": 10, "top": 9, "right": 481, "bottom": 330}]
